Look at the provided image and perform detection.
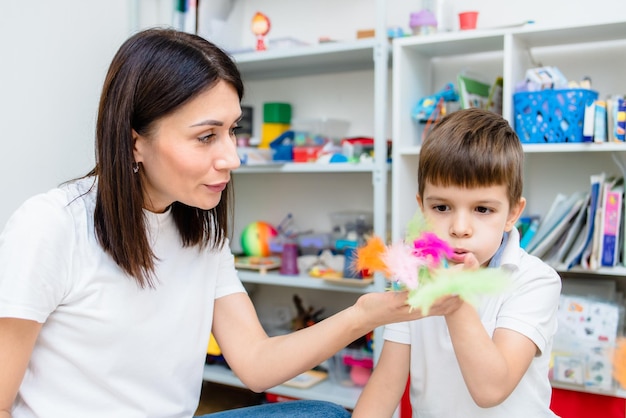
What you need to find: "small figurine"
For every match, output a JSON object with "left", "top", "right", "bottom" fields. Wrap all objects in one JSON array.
[{"left": 251, "top": 11, "right": 270, "bottom": 51}]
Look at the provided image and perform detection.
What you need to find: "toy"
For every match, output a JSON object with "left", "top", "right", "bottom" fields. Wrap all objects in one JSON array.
[
  {"left": 240, "top": 221, "right": 278, "bottom": 257},
  {"left": 344, "top": 353, "right": 373, "bottom": 386},
  {"left": 292, "top": 294, "right": 324, "bottom": 331},
  {"left": 355, "top": 209, "right": 510, "bottom": 314},
  {"left": 409, "top": 9, "right": 437, "bottom": 35},
  {"left": 251, "top": 11, "right": 270, "bottom": 51},
  {"left": 412, "top": 82, "right": 459, "bottom": 122}
]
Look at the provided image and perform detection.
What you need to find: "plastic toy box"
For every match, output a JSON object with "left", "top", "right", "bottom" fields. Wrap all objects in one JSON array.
[{"left": 513, "top": 88, "right": 598, "bottom": 143}]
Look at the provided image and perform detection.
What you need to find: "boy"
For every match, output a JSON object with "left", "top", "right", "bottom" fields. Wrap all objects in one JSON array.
[{"left": 353, "top": 108, "right": 561, "bottom": 417}]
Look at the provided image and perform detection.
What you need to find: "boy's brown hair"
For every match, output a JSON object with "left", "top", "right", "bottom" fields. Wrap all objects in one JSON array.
[{"left": 418, "top": 108, "right": 524, "bottom": 205}]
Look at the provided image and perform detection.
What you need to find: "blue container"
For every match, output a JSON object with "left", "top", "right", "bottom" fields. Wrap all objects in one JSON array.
[{"left": 513, "top": 89, "right": 598, "bottom": 143}]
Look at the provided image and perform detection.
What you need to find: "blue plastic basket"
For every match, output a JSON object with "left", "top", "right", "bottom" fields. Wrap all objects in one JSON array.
[{"left": 513, "top": 89, "right": 598, "bottom": 143}]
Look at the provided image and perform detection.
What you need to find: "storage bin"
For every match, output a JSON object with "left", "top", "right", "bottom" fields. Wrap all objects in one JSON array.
[
  {"left": 513, "top": 89, "right": 598, "bottom": 143},
  {"left": 328, "top": 348, "right": 373, "bottom": 387}
]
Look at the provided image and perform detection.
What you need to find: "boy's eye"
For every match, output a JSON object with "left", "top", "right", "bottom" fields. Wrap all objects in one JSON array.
[
  {"left": 476, "top": 206, "right": 491, "bottom": 214},
  {"left": 433, "top": 205, "right": 448, "bottom": 212}
]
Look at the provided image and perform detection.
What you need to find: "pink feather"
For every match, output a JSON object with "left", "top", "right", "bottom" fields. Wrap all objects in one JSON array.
[
  {"left": 382, "top": 242, "right": 424, "bottom": 290},
  {"left": 412, "top": 232, "right": 454, "bottom": 268}
]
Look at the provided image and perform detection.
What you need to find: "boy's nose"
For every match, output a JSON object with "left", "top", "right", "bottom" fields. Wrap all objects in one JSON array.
[{"left": 450, "top": 214, "right": 472, "bottom": 237}]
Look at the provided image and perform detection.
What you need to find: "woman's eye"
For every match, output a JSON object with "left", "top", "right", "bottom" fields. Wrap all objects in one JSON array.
[
  {"left": 198, "top": 133, "right": 216, "bottom": 143},
  {"left": 230, "top": 126, "right": 242, "bottom": 136}
]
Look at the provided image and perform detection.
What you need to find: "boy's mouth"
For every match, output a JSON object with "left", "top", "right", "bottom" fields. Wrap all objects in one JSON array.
[{"left": 449, "top": 249, "right": 469, "bottom": 264}]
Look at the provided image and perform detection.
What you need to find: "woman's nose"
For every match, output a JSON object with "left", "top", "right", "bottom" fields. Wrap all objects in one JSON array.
[{"left": 216, "top": 136, "right": 241, "bottom": 171}]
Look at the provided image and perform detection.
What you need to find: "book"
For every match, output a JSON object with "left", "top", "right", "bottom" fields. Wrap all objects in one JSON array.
[
  {"left": 486, "top": 77, "right": 503, "bottom": 115},
  {"left": 593, "top": 100, "right": 607, "bottom": 143},
  {"left": 582, "top": 100, "right": 596, "bottom": 142},
  {"left": 618, "top": 97, "right": 626, "bottom": 142},
  {"left": 519, "top": 217, "right": 540, "bottom": 250},
  {"left": 599, "top": 183, "right": 624, "bottom": 267},
  {"left": 588, "top": 176, "right": 622, "bottom": 269},
  {"left": 282, "top": 370, "right": 328, "bottom": 389},
  {"left": 553, "top": 294, "right": 621, "bottom": 391},
  {"left": 526, "top": 192, "right": 583, "bottom": 254},
  {"left": 548, "top": 192, "right": 590, "bottom": 268},
  {"left": 530, "top": 192, "right": 587, "bottom": 260},
  {"left": 563, "top": 173, "right": 604, "bottom": 269},
  {"left": 457, "top": 73, "right": 491, "bottom": 110}
]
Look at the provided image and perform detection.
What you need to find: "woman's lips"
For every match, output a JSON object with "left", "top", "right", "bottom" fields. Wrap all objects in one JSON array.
[{"left": 206, "top": 182, "right": 228, "bottom": 193}]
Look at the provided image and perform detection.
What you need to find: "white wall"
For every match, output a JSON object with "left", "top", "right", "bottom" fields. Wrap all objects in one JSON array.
[
  {"left": 1, "top": 0, "right": 625, "bottom": 228},
  {"left": 0, "top": 1, "right": 132, "bottom": 228}
]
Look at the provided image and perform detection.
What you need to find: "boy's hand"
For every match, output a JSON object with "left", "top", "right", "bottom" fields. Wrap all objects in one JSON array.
[
  {"left": 425, "top": 294, "right": 464, "bottom": 317},
  {"left": 450, "top": 252, "right": 480, "bottom": 271}
]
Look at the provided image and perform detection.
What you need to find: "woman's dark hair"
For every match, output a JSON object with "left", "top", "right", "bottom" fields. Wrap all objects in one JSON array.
[{"left": 88, "top": 28, "right": 244, "bottom": 287}]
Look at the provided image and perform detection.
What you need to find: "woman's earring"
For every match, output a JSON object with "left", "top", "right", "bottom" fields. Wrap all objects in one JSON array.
[{"left": 132, "top": 162, "right": 139, "bottom": 174}]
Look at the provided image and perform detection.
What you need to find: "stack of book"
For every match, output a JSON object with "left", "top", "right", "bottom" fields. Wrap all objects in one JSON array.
[
  {"left": 583, "top": 95, "right": 626, "bottom": 143},
  {"left": 519, "top": 172, "right": 625, "bottom": 270}
]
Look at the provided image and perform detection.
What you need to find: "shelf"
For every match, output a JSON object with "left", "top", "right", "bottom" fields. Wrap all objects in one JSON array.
[
  {"left": 203, "top": 363, "right": 363, "bottom": 409},
  {"left": 235, "top": 162, "right": 388, "bottom": 174},
  {"left": 232, "top": 38, "right": 380, "bottom": 80},
  {"left": 237, "top": 270, "right": 376, "bottom": 294},
  {"left": 395, "top": 142, "right": 626, "bottom": 156},
  {"left": 393, "top": 30, "right": 506, "bottom": 57},
  {"left": 523, "top": 143, "right": 626, "bottom": 153},
  {"left": 393, "top": 20, "right": 626, "bottom": 58},
  {"left": 513, "top": 20, "right": 626, "bottom": 49},
  {"left": 557, "top": 266, "right": 626, "bottom": 276},
  {"left": 551, "top": 381, "right": 626, "bottom": 400}
]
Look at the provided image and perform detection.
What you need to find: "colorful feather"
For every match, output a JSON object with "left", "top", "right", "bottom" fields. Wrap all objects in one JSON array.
[
  {"left": 354, "top": 235, "right": 389, "bottom": 276},
  {"left": 382, "top": 241, "right": 423, "bottom": 289},
  {"left": 412, "top": 232, "right": 454, "bottom": 268},
  {"left": 406, "top": 268, "right": 510, "bottom": 314},
  {"left": 405, "top": 209, "right": 431, "bottom": 242},
  {"left": 353, "top": 209, "right": 511, "bottom": 314}
]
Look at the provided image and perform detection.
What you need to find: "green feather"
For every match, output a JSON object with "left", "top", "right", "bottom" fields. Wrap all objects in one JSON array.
[
  {"left": 405, "top": 208, "right": 431, "bottom": 242},
  {"left": 406, "top": 268, "right": 511, "bottom": 315}
]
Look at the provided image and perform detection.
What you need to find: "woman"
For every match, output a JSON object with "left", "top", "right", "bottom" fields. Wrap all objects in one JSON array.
[{"left": 0, "top": 28, "right": 460, "bottom": 418}]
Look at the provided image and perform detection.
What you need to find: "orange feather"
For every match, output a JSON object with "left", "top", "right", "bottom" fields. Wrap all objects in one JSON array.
[{"left": 355, "top": 236, "right": 389, "bottom": 277}]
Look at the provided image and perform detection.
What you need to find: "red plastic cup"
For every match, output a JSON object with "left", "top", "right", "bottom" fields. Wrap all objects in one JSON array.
[{"left": 459, "top": 11, "right": 479, "bottom": 30}]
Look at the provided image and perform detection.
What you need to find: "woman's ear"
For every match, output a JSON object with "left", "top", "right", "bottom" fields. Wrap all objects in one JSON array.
[
  {"left": 132, "top": 129, "right": 143, "bottom": 163},
  {"left": 505, "top": 197, "right": 527, "bottom": 232}
]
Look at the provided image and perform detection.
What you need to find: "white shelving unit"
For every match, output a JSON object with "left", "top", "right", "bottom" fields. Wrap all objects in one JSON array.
[
  {"left": 392, "top": 20, "right": 626, "bottom": 239},
  {"left": 391, "top": 20, "right": 626, "bottom": 399},
  {"left": 199, "top": 0, "right": 391, "bottom": 409}
]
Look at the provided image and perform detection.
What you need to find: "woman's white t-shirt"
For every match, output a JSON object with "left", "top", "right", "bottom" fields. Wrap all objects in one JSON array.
[{"left": 0, "top": 177, "right": 246, "bottom": 418}]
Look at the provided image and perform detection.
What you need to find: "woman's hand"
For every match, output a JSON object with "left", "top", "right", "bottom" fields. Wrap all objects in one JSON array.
[{"left": 352, "top": 290, "right": 463, "bottom": 329}]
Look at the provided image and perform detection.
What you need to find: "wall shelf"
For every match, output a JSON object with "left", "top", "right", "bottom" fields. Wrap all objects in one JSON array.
[{"left": 233, "top": 38, "right": 380, "bottom": 80}]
